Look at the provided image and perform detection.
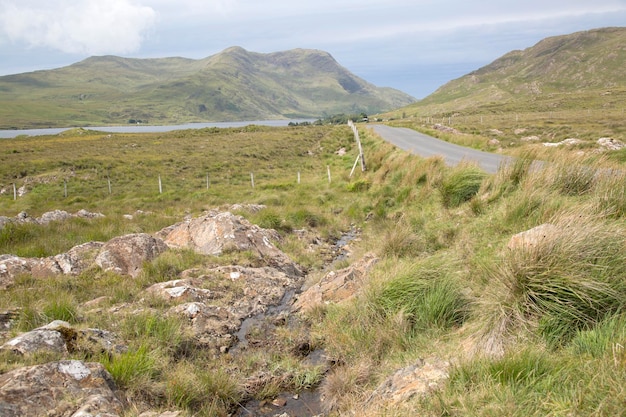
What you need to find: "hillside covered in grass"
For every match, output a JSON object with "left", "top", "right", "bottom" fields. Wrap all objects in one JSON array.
[
  {"left": 0, "top": 47, "right": 415, "bottom": 129},
  {"left": 1, "top": 123, "right": 625, "bottom": 416},
  {"left": 401, "top": 27, "right": 626, "bottom": 114},
  {"left": 378, "top": 27, "right": 626, "bottom": 160}
]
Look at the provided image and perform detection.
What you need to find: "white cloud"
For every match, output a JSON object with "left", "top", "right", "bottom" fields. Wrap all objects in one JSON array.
[{"left": 0, "top": 0, "right": 157, "bottom": 55}]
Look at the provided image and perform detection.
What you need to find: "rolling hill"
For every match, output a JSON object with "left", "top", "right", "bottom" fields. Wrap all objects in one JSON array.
[
  {"left": 0, "top": 47, "right": 415, "bottom": 129},
  {"left": 392, "top": 27, "right": 626, "bottom": 116}
]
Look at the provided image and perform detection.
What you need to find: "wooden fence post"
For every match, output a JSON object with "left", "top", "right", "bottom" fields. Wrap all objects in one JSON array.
[
  {"left": 13, "top": 183, "right": 16, "bottom": 200},
  {"left": 158, "top": 175, "right": 162, "bottom": 194},
  {"left": 250, "top": 172, "right": 255, "bottom": 188},
  {"left": 327, "top": 165, "right": 331, "bottom": 184}
]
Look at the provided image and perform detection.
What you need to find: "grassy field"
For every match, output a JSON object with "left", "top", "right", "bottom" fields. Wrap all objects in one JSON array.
[{"left": 1, "top": 122, "right": 625, "bottom": 416}]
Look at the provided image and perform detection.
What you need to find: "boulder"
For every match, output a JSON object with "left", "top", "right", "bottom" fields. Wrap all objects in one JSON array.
[
  {"left": 75, "top": 209, "right": 105, "bottom": 219},
  {"left": 34, "top": 241, "right": 104, "bottom": 277},
  {"left": 506, "top": 223, "right": 558, "bottom": 250},
  {"left": 170, "top": 302, "right": 240, "bottom": 350},
  {"left": 38, "top": 209, "right": 72, "bottom": 224},
  {"left": 366, "top": 358, "right": 449, "bottom": 406},
  {"left": 0, "top": 360, "right": 123, "bottom": 417},
  {"left": 0, "top": 255, "right": 39, "bottom": 289},
  {"left": 0, "top": 241, "right": 104, "bottom": 287},
  {"left": 0, "top": 321, "right": 125, "bottom": 356},
  {"left": 0, "top": 216, "right": 11, "bottom": 229},
  {"left": 145, "top": 278, "right": 213, "bottom": 303},
  {"left": 95, "top": 233, "right": 168, "bottom": 278},
  {"left": 0, "top": 320, "right": 71, "bottom": 355},
  {"left": 293, "top": 253, "right": 378, "bottom": 313},
  {"left": 598, "top": 137, "right": 625, "bottom": 151},
  {"left": 159, "top": 211, "right": 302, "bottom": 276}
]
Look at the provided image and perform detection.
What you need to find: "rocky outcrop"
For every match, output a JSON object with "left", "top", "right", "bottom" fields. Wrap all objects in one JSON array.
[
  {"left": 95, "top": 233, "right": 168, "bottom": 278},
  {"left": 597, "top": 137, "right": 625, "bottom": 150},
  {"left": 159, "top": 211, "right": 302, "bottom": 277},
  {"left": 0, "top": 241, "right": 104, "bottom": 288},
  {"left": 146, "top": 265, "right": 301, "bottom": 351},
  {"left": 0, "top": 209, "right": 105, "bottom": 229},
  {"left": 40, "top": 241, "right": 104, "bottom": 276},
  {"left": 1, "top": 320, "right": 126, "bottom": 356},
  {"left": 366, "top": 358, "right": 450, "bottom": 406},
  {"left": 507, "top": 223, "right": 558, "bottom": 250},
  {"left": 293, "top": 253, "right": 378, "bottom": 313},
  {"left": 0, "top": 360, "right": 123, "bottom": 417},
  {"left": 171, "top": 303, "right": 240, "bottom": 351},
  {"left": 0, "top": 255, "right": 37, "bottom": 289}
]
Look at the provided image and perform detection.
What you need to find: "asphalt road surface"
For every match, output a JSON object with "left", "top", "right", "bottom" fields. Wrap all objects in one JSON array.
[{"left": 369, "top": 124, "right": 512, "bottom": 174}]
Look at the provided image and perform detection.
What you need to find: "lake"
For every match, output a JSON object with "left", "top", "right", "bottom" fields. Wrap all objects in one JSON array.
[{"left": 0, "top": 119, "right": 316, "bottom": 139}]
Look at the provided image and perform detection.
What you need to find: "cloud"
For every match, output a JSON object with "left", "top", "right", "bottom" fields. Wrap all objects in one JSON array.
[{"left": 0, "top": 0, "right": 157, "bottom": 55}]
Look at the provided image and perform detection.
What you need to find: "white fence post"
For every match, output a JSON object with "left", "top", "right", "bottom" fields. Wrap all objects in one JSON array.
[{"left": 158, "top": 175, "right": 162, "bottom": 194}]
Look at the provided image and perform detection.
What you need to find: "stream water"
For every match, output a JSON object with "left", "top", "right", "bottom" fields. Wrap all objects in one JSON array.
[{"left": 232, "top": 228, "right": 359, "bottom": 416}]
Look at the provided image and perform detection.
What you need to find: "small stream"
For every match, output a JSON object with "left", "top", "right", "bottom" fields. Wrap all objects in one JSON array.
[{"left": 232, "top": 228, "right": 359, "bottom": 416}]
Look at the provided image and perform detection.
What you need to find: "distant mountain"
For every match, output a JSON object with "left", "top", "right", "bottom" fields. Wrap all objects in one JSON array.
[
  {"left": 391, "top": 27, "right": 626, "bottom": 116},
  {"left": 0, "top": 47, "right": 415, "bottom": 129}
]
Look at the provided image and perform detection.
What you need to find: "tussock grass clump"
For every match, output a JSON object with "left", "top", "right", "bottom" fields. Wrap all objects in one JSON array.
[
  {"left": 378, "top": 219, "right": 425, "bottom": 258},
  {"left": 372, "top": 257, "right": 469, "bottom": 331},
  {"left": 475, "top": 212, "right": 626, "bottom": 352},
  {"left": 165, "top": 361, "right": 241, "bottom": 413},
  {"left": 594, "top": 169, "right": 626, "bottom": 218},
  {"left": 432, "top": 345, "right": 626, "bottom": 416},
  {"left": 439, "top": 163, "right": 486, "bottom": 208},
  {"left": 568, "top": 313, "right": 626, "bottom": 358},
  {"left": 480, "top": 153, "right": 536, "bottom": 203}
]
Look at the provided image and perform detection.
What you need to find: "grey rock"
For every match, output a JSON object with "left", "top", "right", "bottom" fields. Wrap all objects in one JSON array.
[{"left": 95, "top": 233, "right": 168, "bottom": 278}]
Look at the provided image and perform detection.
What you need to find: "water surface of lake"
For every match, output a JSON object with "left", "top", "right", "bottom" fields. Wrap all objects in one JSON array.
[{"left": 0, "top": 119, "right": 316, "bottom": 139}]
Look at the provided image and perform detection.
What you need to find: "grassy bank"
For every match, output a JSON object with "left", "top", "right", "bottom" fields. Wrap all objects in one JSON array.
[{"left": 1, "top": 123, "right": 625, "bottom": 416}]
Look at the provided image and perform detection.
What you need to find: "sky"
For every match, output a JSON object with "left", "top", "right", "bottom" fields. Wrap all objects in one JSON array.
[{"left": 1, "top": 0, "right": 625, "bottom": 98}]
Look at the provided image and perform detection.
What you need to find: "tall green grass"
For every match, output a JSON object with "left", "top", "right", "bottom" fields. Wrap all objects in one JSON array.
[
  {"left": 438, "top": 164, "right": 486, "bottom": 208},
  {"left": 475, "top": 211, "right": 626, "bottom": 351}
]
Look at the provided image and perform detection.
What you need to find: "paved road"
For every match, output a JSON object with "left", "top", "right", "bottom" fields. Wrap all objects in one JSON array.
[{"left": 369, "top": 124, "right": 512, "bottom": 174}]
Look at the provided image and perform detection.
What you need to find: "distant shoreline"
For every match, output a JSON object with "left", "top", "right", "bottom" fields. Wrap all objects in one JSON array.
[{"left": 0, "top": 119, "right": 317, "bottom": 139}]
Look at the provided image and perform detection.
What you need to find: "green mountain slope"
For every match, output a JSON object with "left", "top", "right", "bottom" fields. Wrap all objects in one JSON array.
[
  {"left": 394, "top": 27, "right": 626, "bottom": 116},
  {"left": 0, "top": 47, "right": 415, "bottom": 129}
]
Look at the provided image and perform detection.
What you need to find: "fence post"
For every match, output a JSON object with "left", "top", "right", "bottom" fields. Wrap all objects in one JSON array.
[
  {"left": 107, "top": 177, "right": 112, "bottom": 195},
  {"left": 13, "top": 183, "right": 16, "bottom": 201},
  {"left": 327, "top": 165, "right": 331, "bottom": 184},
  {"left": 206, "top": 173, "right": 210, "bottom": 190},
  {"left": 64, "top": 180, "right": 67, "bottom": 198},
  {"left": 158, "top": 175, "right": 162, "bottom": 194},
  {"left": 297, "top": 171, "right": 301, "bottom": 184},
  {"left": 250, "top": 172, "right": 255, "bottom": 188}
]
